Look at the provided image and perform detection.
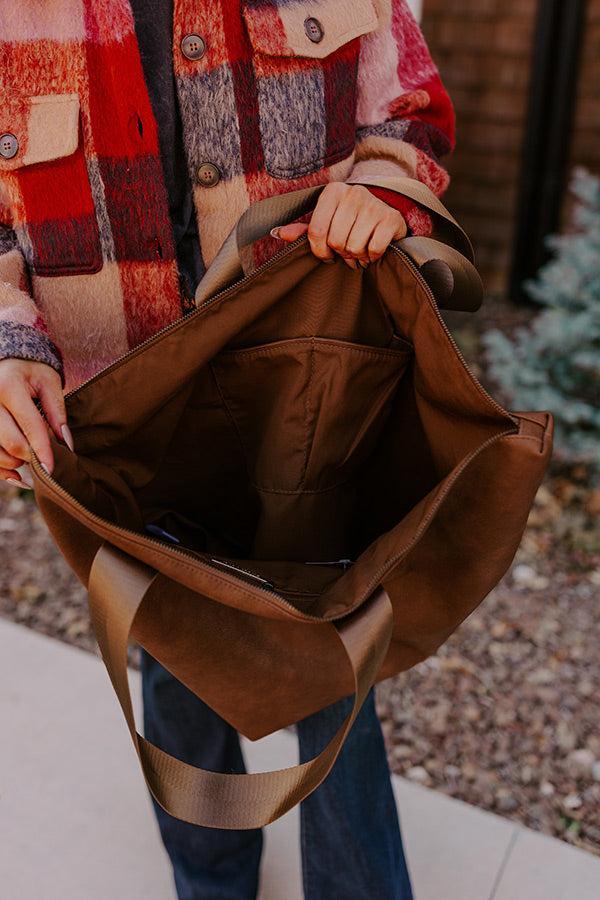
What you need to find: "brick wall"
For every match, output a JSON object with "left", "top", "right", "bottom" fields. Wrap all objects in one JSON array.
[
  {"left": 566, "top": 2, "right": 600, "bottom": 204},
  {"left": 422, "top": 0, "right": 600, "bottom": 294},
  {"left": 421, "top": 0, "right": 538, "bottom": 294}
]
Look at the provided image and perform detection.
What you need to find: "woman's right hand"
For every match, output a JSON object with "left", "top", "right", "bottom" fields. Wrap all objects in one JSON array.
[{"left": 0, "top": 358, "right": 71, "bottom": 487}]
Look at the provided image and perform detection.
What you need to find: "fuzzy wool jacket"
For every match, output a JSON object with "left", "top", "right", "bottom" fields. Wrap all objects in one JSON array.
[{"left": 0, "top": 0, "right": 455, "bottom": 393}]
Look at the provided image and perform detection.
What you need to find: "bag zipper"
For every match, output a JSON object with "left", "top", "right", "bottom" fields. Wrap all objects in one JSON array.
[
  {"left": 208, "top": 557, "right": 276, "bottom": 590},
  {"left": 305, "top": 559, "right": 354, "bottom": 570},
  {"left": 34, "top": 236, "right": 520, "bottom": 621},
  {"left": 31, "top": 423, "right": 516, "bottom": 623},
  {"left": 391, "top": 246, "right": 517, "bottom": 424},
  {"left": 62, "top": 236, "right": 308, "bottom": 400},
  {"left": 31, "top": 453, "right": 310, "bottom": 619},
  {"left": 356, "top": 425, "right": 518, "bottom": 606},
  {"left": 63, "top": 236, "right": 517, "bottom": 430}
]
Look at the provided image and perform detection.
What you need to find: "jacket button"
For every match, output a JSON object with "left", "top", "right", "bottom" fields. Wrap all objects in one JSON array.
[
  {"left": 0, "top": 133, "right": 19, "bottom": 159},
  {"left": 181, "top": 33, "right": 206, "bottom": 60},
  {"left": 304, "top": 17, "right": 324, "bottom": 43},
  {"left": 197, "top": 162, "right": 221, "bottom": 187}
]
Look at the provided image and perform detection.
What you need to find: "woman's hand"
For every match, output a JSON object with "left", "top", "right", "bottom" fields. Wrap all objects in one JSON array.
[
  {"left": 272, "top": 182, "right": 407, "bottom": 269},
  {"left": 0, "top": 358, "right": 71, "bottom": 487}
]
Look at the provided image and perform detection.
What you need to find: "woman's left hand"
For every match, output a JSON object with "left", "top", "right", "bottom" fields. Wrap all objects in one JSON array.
[{"left": 271, "top": 182, "right": 407, "bottom": 270}]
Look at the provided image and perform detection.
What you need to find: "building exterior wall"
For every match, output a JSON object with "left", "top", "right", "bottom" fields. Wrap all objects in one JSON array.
[
  {"left": 567, "top": 2, "right": 600, "bottom": 196},
  {"left": 422, "top": 0, "right": 600, "bottom": 295},
  {"left": 421, "top": 0, "right": 538, "bottom": 294}
]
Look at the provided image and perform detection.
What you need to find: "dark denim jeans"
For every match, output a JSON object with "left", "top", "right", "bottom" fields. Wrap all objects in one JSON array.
[{"left": 141, "top": 649, "right": 413, "bottom": 900}]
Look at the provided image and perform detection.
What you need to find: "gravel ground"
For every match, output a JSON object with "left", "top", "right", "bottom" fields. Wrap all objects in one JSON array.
[
  {"left": 377, "top": 472, "right": 600, "bottom": 856},
  {"left": 0, "top": 298, "right": 598, "bottom": 853}
]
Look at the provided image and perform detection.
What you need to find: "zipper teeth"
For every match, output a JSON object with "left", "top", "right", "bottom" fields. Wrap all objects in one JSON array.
[
  {"left": 390, "top": 245, "right": 517, "bottom": 424},
  {"left": 208, "top": 557, "right": 275, "bottom": 588},
  {"left": 66, "top": 237, "right": 514, "bottom": 429},
  {"left": 353, "top": 426, "right": 517, "bottom": 611},
  {"left": 29, "top": 456, "right": 307, "bottom": 618},
  {"left": 46, "top": 237, "right": 519, "bottom": 621},
  {"left": 33, "top": 424, "right": 515, "bottom": 625},
  {"left": 306, "top": 559, "right": 353, "bottom": 567},
  {"left": 64, "top": 236, "right": 307, "bottom": 400}
]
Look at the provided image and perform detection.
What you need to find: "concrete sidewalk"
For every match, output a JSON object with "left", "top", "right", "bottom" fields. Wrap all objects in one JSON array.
[{"left": 1, "top": 619, "right": 598, "bottom": 899}]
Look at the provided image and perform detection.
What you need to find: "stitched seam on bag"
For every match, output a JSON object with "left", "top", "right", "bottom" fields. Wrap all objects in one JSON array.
[
  {"left": 340, "top": 365, "right": 407, "bottom": 469},
  {"left": 208, "top": 361, "right": 257, "bottom": 484},
  {"left": 124, "top": 528, "right": 309, "bottom": 615},
  {"left": 393, "top": 247, "right": 518, "bottom": 425},
  {"left": 515, "top": 413, "right": 548, "bottom": 427},
  {"left": 414, "top": 384, "right": 519, "bottom": 428},
  {"left": 211, "top": 357, "right": 309, "bottom": 494},
  {"left": 299, "top": 338, "right": 316, "bottom": 489},
  {"left": 511, "top": 435, "right": 545, "bottom": 443},
  {"left": 314, "top": 425, "right": 521, "bottom": 622},
  {"left": 513, "top": 412, "right": 551, "bottom": 452},
  {"left": 42, "top": 481, "right": 313, "bottom": 619},
  {"left": 219, "top": 337, "right": 412, "bottom": 361},
  {"left": 508, "top": 434, "right": 546, "bottom": 453},
  {"left": 344, "top": 427, "right": 520, "bottom": 620},
  {"left": 252, "top": 478, "right": 352, "bottom": 495}
]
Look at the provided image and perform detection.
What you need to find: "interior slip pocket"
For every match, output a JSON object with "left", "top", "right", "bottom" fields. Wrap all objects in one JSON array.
[{"left": 211, "top": 336, "right": 413, "bottom": 559}]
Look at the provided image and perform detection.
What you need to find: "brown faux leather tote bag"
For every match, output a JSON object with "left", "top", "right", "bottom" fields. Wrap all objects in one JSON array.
[{"left": 31, "top": 177, "right": 553, "bottom": 830}]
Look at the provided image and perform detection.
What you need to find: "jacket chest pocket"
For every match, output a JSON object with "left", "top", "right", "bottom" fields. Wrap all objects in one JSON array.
[
  {"left": 0, "top": 93, "right": 102, "bottom": 277},
  {"left": 242, "top": 0, "right": 380, "bottom": 179}
]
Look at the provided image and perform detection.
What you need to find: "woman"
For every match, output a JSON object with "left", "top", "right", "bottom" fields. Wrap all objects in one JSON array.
[{"left": 0, "top": 1, "right": 454, "bottom": 897}]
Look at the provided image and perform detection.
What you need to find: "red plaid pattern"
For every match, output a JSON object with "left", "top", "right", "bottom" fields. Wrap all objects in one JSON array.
[{"left": 0, "top": 0, "right": 454, "bottom": 391}]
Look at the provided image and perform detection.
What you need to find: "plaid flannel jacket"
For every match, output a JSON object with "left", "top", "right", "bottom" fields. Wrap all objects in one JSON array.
[{"left": 0, "top": 0, "right": 454, "bottom": 392}]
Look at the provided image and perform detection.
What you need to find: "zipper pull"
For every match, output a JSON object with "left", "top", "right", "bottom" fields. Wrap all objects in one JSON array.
[
  {"left": 209, "top": 558, "right": 275, "bottom": 589},
  {"left": 305, "top": 559, "right": 354, "bottom": 570}
]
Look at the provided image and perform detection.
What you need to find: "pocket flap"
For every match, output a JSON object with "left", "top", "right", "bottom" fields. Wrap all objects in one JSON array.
[
  {"left": 0, "top": 93, "right": 80, "bottom": 171},
  {"left": 242, "top": 0, "right": 379, "bottom": 59}
]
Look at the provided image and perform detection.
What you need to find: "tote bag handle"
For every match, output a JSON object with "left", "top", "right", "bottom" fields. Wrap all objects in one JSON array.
[
  {"left": 195, "top": 175, "right": 483, "bottom": 312},
  {"left": 88, "top": 543, "right": 393, "bottom": 829}
]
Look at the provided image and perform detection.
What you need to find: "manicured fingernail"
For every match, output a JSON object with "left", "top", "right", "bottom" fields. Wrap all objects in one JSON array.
[
  {"left": 61, "top": 423, "right": 74, "bottom": 451},
  {"left": 6, "top": 478, "right": 32, "bottom": 491},
  {"left": 270, "top": 227, "right": 282, "bottom": 239},
  {"left": 18, "top": 466, "right": 34, "bottom": 488}
]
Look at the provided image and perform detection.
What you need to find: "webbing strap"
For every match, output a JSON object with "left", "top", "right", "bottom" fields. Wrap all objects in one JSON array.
[
  {"left": 194, "top": 175, "right": 480, "bottom": 309},
  {"left": 88, "top": 543, "right": 394, "bottom": 829}
]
